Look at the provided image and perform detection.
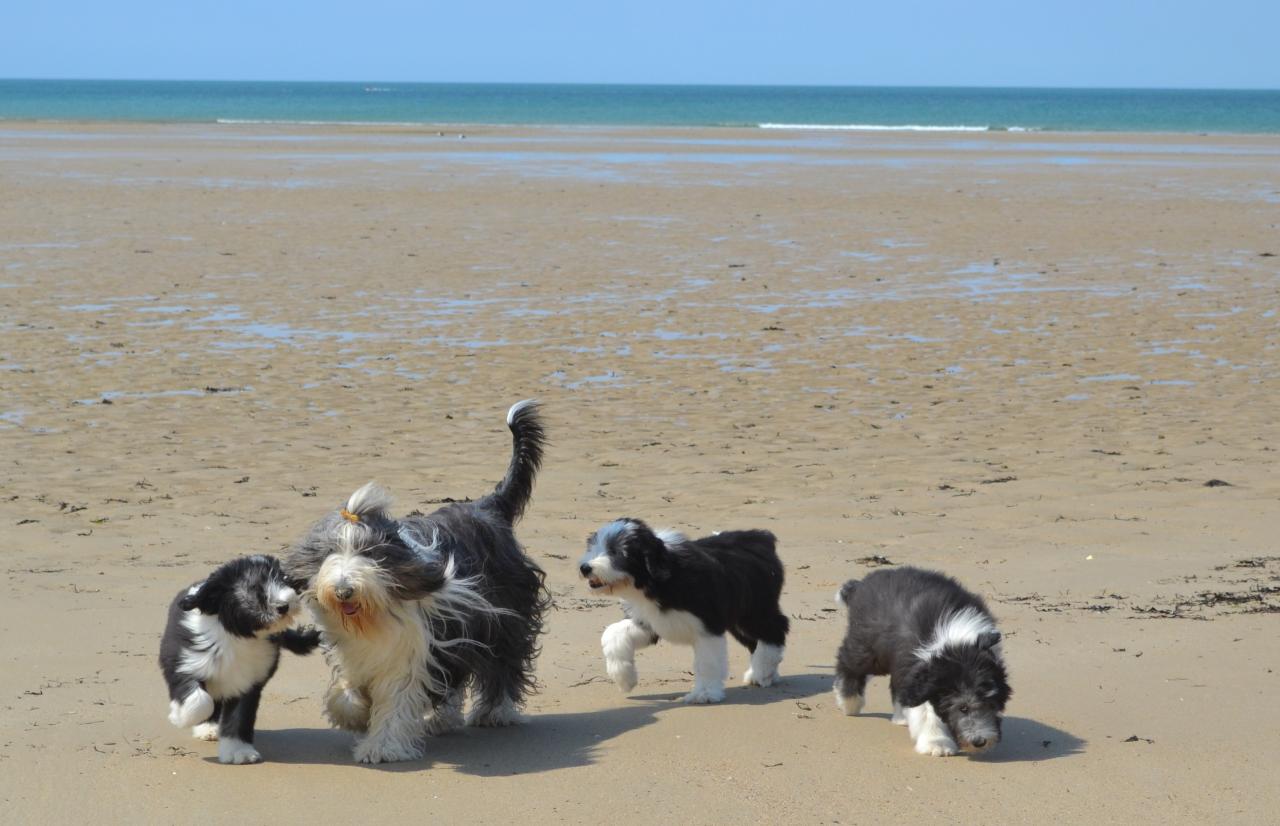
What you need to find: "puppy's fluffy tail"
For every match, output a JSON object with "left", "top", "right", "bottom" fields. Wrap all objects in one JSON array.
[
  {"left": 485, "top": 400, "right": 546, "bottom": 525},
  {"left": 835, "top": 579, "right": 859, "bottom": 606}
]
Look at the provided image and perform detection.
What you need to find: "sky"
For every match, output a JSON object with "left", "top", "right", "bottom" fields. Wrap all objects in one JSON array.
[{"left": 2, "top": 1, "right": 1278, "bottom": 88}]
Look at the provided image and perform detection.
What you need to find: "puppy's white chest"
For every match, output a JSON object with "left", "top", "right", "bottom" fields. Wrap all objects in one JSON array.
[{"left": 625, "top": 599, "right": 706, "bottom": 645}]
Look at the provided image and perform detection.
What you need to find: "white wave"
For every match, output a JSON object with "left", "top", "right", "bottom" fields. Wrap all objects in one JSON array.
[{"left": 757, "top": 123, "right": 993, "bottom": 132}]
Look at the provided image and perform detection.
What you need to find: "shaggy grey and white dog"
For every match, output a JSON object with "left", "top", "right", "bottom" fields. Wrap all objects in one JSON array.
[
  {"left": 284, "top": 401, "right": 549, "bottom": 764},
  {"left": 833, "top": 566, "right": 1012, "bottom": 757}
]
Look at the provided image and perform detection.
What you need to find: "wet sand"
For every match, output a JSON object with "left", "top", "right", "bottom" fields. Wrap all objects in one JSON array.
[{"left": 1, "top": 122, "right": 1278, "bottom": 823}]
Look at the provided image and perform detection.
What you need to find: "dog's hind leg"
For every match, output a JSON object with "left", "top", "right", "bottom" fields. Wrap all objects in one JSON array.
[
  {"left": 736, "top": 611, "right": 788, "bottom": 687},
  {"left": 426, "top": 687, "right": 465, "bottom": 735},
  {"left": 602, "top": 618, "right": 657, "bottom": 693},
  {"left": 683, "top": 633, "right": 728, "bottom": 704},
  {"left": 832, "top": 669, "right": 868, "bottom": 716},
  {"left": 216, "top": 689, "right": 264, "bottom": 765}
]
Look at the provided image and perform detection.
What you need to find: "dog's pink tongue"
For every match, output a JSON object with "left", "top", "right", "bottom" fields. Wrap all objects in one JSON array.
[{"left": 340, "top": 601, "right": 358, "bottom": 616}]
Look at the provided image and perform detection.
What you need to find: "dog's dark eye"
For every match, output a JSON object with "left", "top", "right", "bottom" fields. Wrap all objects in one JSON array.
[{"left": 958, "top": 704, "right": 970, "bottom": 714}]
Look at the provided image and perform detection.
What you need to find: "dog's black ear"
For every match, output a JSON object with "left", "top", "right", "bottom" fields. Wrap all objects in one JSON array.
[
  {"left": 378, "top": 532, "right": 449, "bottom": 601},
  {"left": 896, "top": 661, "right": 937, "bottom": 709},
  {"left": 976, "top": 631, "right": 1002, "bottom": 651},
  {"left": 642, "top": 536, "right": 672, "bottom": 582},
  {"left": 181, "top": 580, "right": 223, "bottom": 614}
]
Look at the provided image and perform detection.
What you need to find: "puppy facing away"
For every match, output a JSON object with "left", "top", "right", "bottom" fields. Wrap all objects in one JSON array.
[
  {"left": 284, "top": 400, "right": 549, "bottom": 764},
  {"left": 578, "top": 518, "right": 789, "bottom": 704},
  {"left": 158, "top": 554, "right": 320, "bottom": 764},
  {"left": 833, "top": 566, "right": 1011, "bottom": 757}
]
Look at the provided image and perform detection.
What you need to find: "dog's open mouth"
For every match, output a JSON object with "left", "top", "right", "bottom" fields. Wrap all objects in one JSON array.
[
  {"left": 586, "top": 575, "right": 606, "bottom": 590},
  {"left": 340, "top": 601, "right": 360, "bottom": 616}
]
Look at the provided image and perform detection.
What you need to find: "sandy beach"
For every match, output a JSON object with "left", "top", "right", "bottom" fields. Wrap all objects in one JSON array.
[{"left": 1, "top": 122, "right": 1278, "bottom": 823}]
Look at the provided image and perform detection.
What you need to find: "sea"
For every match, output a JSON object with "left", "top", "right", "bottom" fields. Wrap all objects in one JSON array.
[{"left": 1, "top": 80, "right": 1279, "bottom": 133}]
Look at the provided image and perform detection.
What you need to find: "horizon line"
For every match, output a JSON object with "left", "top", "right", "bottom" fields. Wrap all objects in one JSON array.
[{"left": 3, "top": 76, "right": 1279, "bottom": 93}]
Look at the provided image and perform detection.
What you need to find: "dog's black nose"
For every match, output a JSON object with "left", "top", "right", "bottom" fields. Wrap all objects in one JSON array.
[
  {"left": 971, "top": 737, "right": 987, "bottom": 749},
  {"left": 335, "top": 586, "right": 354, "bottom": 600},
  {"left": 579, "top": 564, "right": 592, "bottom": 577}
]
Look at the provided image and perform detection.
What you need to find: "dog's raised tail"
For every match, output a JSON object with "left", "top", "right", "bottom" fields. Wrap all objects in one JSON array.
[
  {"left": 835, "top": 579, "right": 859, "bottom": 606},
  {"left": 486, "top": 400, "right": 546, "bottom": 524}
]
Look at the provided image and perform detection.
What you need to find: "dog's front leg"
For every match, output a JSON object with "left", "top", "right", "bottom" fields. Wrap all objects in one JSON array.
[
  {"left": 683, "top": 633, "right": 728, "bottom": 704},
  {"left": 602, "top": 619, "right": 656, "bottom": 692},
  {"left": 907, "top": 702, "right": 958, "bottom": 757},
  {"left": 353, "top": 678, "right": 429, "bottom": 764}
]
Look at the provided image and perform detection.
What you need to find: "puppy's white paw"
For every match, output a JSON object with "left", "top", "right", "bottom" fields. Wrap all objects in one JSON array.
[
  {"left": 169, "top": 689, "right": 214, "bottom": 729},
  {"left": 217, "top": 738, "right": 262, "bottom": 765},
  {"left": 916, "top": 737, "right": 959, "bottom": 757},
  {"left": 354, "top": 738, "right": 424, "bottom": 764},
  {"left": 606, "top": 658, "right": 639, "bottom": 693},
  {"left": 742, "top": 667, "right": 777, "bottom": 687},
  {"left": 682, "top": 686, "right": 726, "bottom": 705},
  {"left": 834, "top": 689, "right": 864, "bottom": 716},
  {"left": 191, "top": 722, "right": 219, "bottom": 741}
]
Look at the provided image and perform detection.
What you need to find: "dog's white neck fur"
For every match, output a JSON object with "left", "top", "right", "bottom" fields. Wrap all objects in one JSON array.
[
  {"left": 914, "top": 606, "right": 999, "bottom": 661},
  {"left": 178, "top": 611, "right": 280, "bottom": 699}
]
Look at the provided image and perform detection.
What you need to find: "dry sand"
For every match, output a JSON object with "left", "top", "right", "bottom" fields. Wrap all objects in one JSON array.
[{"left": 1, "top": 122, "right": 1278, "bottom": 823}]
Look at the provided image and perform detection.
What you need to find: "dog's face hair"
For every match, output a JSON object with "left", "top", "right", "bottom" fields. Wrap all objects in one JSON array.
[
  {"left": 899, "top": 632, "right": 1011, "bottom": 753},
  {"left": 579, "top": 518, "right": 671, "bottom": 595},
  {"left": 285, "top": 483, "right": 454, "bottom": 636},
  {"left": 179, "top": 555, "right": 300, "bottom": 638}
]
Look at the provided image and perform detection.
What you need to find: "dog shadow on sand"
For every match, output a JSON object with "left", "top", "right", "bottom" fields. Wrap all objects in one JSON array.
[{"left": 254, "top": 672, "right": 833, "bottom": 774}]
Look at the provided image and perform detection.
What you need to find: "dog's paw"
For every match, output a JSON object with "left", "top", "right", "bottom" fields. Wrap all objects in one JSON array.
[
  {"left": 191, "top": 722, "right": 220, "bottom": 741},
  {"left": 606, "top": 658, "right": 639, "bottom": 692},
  {"left": 425, "top": 707, "right": 464, "bottom": 736},
  {"left": 354, "top": 738, "right": 424, "bottom": 764},
  {"left": 834, "top": 689, "right": 864, "bottom": 716},
  {"left": 915, "top": 737, "right": 959, "bottom": 758},
  {"left": 743, "top": 667, "right": 777, "bottom": 688},
  {"left": 169, "top": 689, "right": 214, "bottom": 729},
  {"left": 218, "top": 738, "right": 262, "bottom": 765},
  {"left": 468, "top": 699, "right": 522, "bottom": 727},
  {"left": 682, "top": 686, "right": 726, "bottom": 705},
  {"left": 891, "top": 706, "right": 908, "bottom": 726}
]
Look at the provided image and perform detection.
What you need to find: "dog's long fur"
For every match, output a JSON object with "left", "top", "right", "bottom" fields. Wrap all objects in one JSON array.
[
  {"left": 284, "top": 400, "right": 549, "bottom": 764},
  {"left": 579, "top": 518, "right": 789, "bottom": 703},
  {"left": 833, "top": 566, "right": 1012, "bottom": 757},
  {"left": 158, "top": 555, "right": 320, "bottom": 764}
]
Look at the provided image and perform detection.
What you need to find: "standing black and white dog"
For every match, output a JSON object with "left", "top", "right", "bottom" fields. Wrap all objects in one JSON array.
[
  {"left": 833, "top": 566, "right": 1012, "bottom": 757},
  {"left": 284, "top": 400, "right": 549, "bottom": 764},
  {"left": 578, "top": 518, "right": 789, "bottom": 703},
  {"left": 158, "top": 554, "right": 320, "bottom": 764}
]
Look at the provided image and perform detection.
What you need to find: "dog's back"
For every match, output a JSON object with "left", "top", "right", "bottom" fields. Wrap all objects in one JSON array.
[
  {"left": 839, "top": 566, "right": 992, "bottom": 653},
  {"left": 688, "top": 529, "right": 785, "bottom": 602}
]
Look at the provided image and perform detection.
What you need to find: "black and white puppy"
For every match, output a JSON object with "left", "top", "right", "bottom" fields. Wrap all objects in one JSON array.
[
  {"left": 578, "top": 518, "right": 789, "bottom": 703},
  {"left": 158, "top": 554, "right": 320, "bottom": 764},
  {"left": 284, "top": 400, "right": 550, "bottom": 764},
  {"left": 833, "top": 566, "right": 1012, "bottom": 757}
]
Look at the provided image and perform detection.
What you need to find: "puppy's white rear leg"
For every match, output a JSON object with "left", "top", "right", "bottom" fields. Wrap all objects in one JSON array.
[
  {"left": 683, "top": 633, "right": 727, "bottom": 704},
  {"left": 602, "top": 619, "right": 655, "bottom": 693},
  {"left": 743, "top": 643, "right": 784, "bottom": 687}
]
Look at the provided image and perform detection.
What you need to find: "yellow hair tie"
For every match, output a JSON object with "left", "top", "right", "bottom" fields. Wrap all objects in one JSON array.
[{"left": 339, "top": 508, "right": 361, "bottom": 524}]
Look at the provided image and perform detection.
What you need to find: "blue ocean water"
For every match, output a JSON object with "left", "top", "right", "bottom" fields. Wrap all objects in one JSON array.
[{"left": 1, "top": 80, "right": 1279, "bottom": 133}]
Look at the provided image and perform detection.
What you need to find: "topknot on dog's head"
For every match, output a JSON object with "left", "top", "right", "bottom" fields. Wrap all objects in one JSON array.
[{"left": 343, "top": 481, "right": 394, "bottom": 523}]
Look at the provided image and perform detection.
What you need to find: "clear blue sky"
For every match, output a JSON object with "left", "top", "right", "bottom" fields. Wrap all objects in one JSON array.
[{"left": 3, "top": 1, "right": 1278, "bottom": 88}]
